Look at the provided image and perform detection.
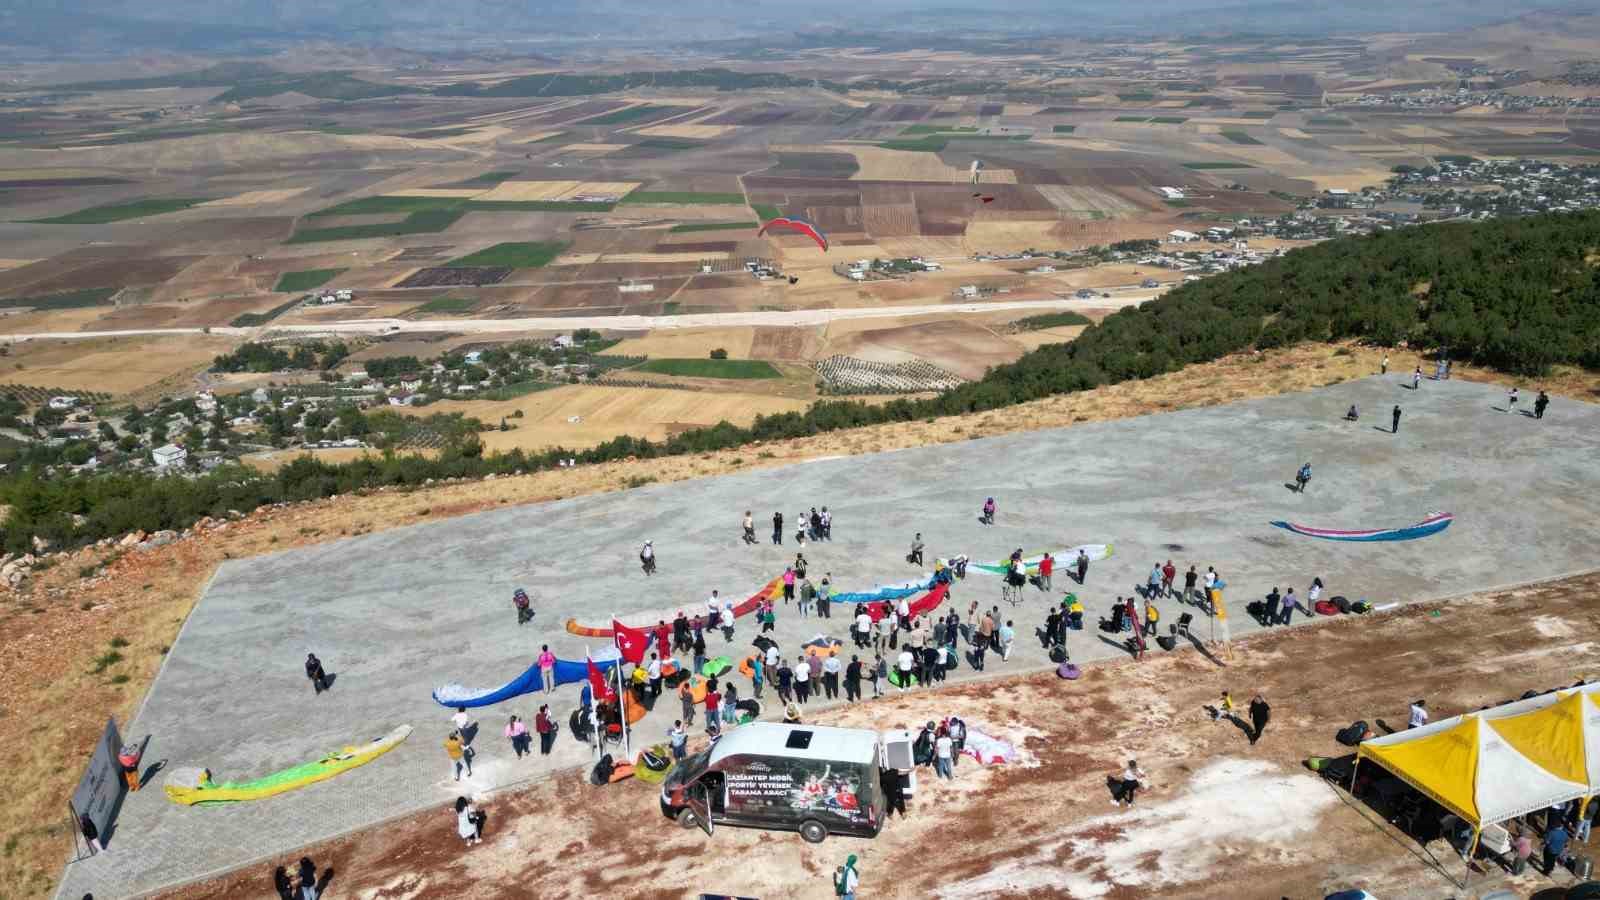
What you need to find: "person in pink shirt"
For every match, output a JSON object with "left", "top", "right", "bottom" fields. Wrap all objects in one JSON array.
[
  {"left": 504, "top": 715, "right": 529, "bottom": 758},
  {"left": 782, "top": 567, "right": 797, "bottom": 604},
  {"left": 538, "top": 645, "right": 556, "bottom": 695}
]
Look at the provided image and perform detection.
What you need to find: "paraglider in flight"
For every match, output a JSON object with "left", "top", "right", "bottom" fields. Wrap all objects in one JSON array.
[{"left": 757, "top": 216, "right": 829, "bottom": 252}]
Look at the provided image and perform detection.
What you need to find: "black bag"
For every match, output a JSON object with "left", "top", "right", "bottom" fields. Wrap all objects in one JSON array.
[
  {"left": 1245, "top": 600, "right": 1265, "bottom": 623},
  {"left": 1351, "top": 600, "right": 1372, "bottom": 614},
  {"left": 1156, "top": 635, "right": 1177, "bottom": 652},
  {"left": 1332, "top": 595, "right": 1351, "bottom": 614},
  {"left": 664, "top": 669, "right": 689, "bottom": 687},
  {"left": 1048, "top": 645, "right": 1067, "bottom": 663},
  {"left": 590, "top": 753, "right": 615, "bottom": 785},
  {"left": 1336, "top": 720, "right": 1368, "bottom": 747}
]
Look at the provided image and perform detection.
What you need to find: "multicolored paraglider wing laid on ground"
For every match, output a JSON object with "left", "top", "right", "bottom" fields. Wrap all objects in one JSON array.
[
  {"left": 971, "top": 544, "right": 1114, "bottom": 577},
  {"left": 565, "top": 576, "right": 783, "bottom": 637},
  {"left": 757, "top": 215, "right": 829, "bottom": 252},
  {"left": 164, "top": 725, "right": 411, "bottom": 805},
  {"left": 433, "top": 652, "right": 621, "bottom": 708},
  {"left": 1270, "top": 513, "right": 1453, "bottom": 542}
]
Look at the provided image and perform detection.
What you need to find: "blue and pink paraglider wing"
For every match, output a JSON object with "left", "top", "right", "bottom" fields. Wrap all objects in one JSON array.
[{"left": 758, "top": 216, "right": 829, "bottom": 252}]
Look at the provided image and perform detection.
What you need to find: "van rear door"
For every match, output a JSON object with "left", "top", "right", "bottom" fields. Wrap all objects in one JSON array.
[{"left": 686, "top": 780, "right": 714, "bottom": 836}]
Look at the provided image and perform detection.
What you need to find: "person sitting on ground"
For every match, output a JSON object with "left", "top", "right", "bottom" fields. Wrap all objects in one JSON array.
[
  {"left": 783, "top": 702, "right": 802, "bottom": 725},
  {"left": 1344, "top": 404, "right": 1359, "bottom": 422}
]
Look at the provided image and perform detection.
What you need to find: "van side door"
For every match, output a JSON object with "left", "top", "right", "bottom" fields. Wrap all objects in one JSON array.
[{"left": 686, "top": 779, "right": 714, "bottom": 836}]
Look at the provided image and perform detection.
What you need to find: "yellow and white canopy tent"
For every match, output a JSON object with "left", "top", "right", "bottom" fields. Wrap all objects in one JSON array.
[{"left": 1354, "top": 687, "right": 1600, "bottom": 865}]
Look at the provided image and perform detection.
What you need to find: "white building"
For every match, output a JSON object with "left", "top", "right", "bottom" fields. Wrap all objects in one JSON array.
[
  {"left": 1167, "top": 229, "right": 1201, "bottom": 243},
  {"left": 251, "top": 388, "right": 270, "bottom": 404},
  {"left": 195, "top": 392, "right": 217, "bottom": 413},
  {"left": 152, "top": 444, "right": 188, "bottom": 468},
  {"left": 47, "top": 396, "right": 78, "bottom": 410},
  {"left": 1158, "top": 187, "right": 1186, "bottom": 201},
  {"left": 957, "top": 285, "right": 979, "bottom": 298}
]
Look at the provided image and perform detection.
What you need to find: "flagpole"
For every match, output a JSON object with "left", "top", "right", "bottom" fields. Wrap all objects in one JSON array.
[
  {"left": 585, "top": 644, "right": 599, "bottom": 758},
  {"left": 616, "top": 638, "right": 631, "bottom": 761}
]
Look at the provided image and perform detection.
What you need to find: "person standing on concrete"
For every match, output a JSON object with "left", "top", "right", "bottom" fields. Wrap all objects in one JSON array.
[
  {"left": 816, "top": 575, "right": 831, "bottom": 619},
  {"left": 647, "top": 653, "right": 662, "bottom": 698},
  {"left": 721, "top": 599, "right": 737, "bottom": 642},
  {"left": 909, "top": 533, "right": 925, "bottom": 567},
  {"left": 1161, "top": 560, "right": 1176, "bottom": 598},
  {"left": 872, "top": 654, "right": 888, "bottom": 698},
  {"left": 1535, "top": 390, "right": 1550, "bottom": 420},
  {"left": 1294, "top": 462, "right": 1312, "bottom": 494},
  {"left": 821, "top": 506, "right": 832, "bottom": 540},
  {"left": 1076, "top": 548, "right": 1090, "bottom": 585},
  {"left": 750, "top": 653, "right": 764, "bottom": 700},
  {"left": 1412, "top": 366, "right": 1422, "bottom": 390},
  {"left": 704, "top": 683, "right": 722, "bottom": 734},
  {"left": 798, "top": 577, "right": 815, "bottom": 618},
  {"left": 538, "top": 645, "right": 556, "bottom": 695},
  {"left": 512, "top": 587, "right": 532, "bottom": 626},
  {"left": 742, "top": 510, "right": 756, "bottom": 545},
  {"left": 536, "top": 704, "right": 555, "bottom": 756},
  {"left": 999, "top": 620, "right": 1015, "bottom": 662},
  {"left": 809, "top": 507, "right": 822, "bottom": 541},
  {"left": 854, "top": 608, "right": 873, "bottom": 649},
  {"left": 692, "top": 630, "right": 707, "bottom": 678},
  {"left": 1392, "top": 404, "right": 1402, "bottom": 435},
  {"left": 981, "top": 497, "right": 996, "bottom": 525},
  {"left": 772, "top": 510, "right": 783, "bottom": 545},
  {"left": 1248, "top": 693, "right": 1271, "bottom": 745},
  {"left": 1381, "top": 354, "right": 1388, "bottom": 375},
  {"left": 823, "top": 652, "right": 841, "bottom": 700},
  {"left": 845, "top": 655, "right": 863, "bottom": 702},
  {"left": 504, "top": 715, "right": 529, "bottom": 759},
  {"left": 445, "top": 730, "right": 470, "bottom": 781},
  {"left": 896, "top": 647, "right": 915, "bottom": 691},
  {"left": 678, "top": 677, "right": 696, "bottom": 727},
  {"left": 639, "top": 540, "right": 655, "bottom": 575},
  {"left": 1263, "top": 587, "right": 1281, "bottom": 627},
  {"left": 1507, "top": 386, "right": 1519, "bottom": 414},
  {"left": 761, "top": 602, "right": 777, "bottom": 635},
  {"left": 305, "top": 653, "right": 329, "bottom": 695},
  {"left": 655, "top": 620, "right": 672, "bottom": 661},
  {"left": 782, "top": 566, "right": 797, "bottom": 604},
  {"left": 775, "top": 657, "right": 794, "bottom": 705},
  {"left": 1039, "top": 552, "right": 1054, "bottom": 591},
  {"left": 1184, "top": 565, "right": 1199, "bottom": 604},
  {"left": 1143, "top": 599, "right": 1159, "bottom": 637},
  {"left": 764, "top": 641, "right": 780, "bottom": 686},
  {"left": 1147, "top": 563, "right": 1163, "bottom": 599},
  {"left": 1409, "top": 699, "right": 1428, "bottom": 729},
  {"left": 793, "top": 656, "right": 812, "bottom": 704},
  {"left": 1277, "top": 587, "right": 1300, "bottom": 625}
]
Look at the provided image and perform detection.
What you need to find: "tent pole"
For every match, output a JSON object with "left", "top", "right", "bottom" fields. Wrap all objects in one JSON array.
[
  {"left": 1465, "top": 826, "right": 1481, "bottom": 887},
  {"left": 1349, "top": 757, "right": 1361, "bottom": 793}
]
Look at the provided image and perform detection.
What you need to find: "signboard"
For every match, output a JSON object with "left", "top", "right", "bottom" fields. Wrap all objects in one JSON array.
[
  {"left": 70, "top": 718, "right": 126, "bottom": 838},
  {"left": 723, "top": 758, "right": 869, "bottom": 827}
]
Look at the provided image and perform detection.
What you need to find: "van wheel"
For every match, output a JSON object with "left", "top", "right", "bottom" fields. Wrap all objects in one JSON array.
[
  {"left": 676, "top": 809, "right": 699, "bottom": 829},
  {"left": 799, "top": 819, "right": 828, "bottom": 844}
]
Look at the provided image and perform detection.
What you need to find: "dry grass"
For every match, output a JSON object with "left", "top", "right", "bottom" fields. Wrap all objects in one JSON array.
[
  {"left": 1, "top": 335, "right": 235, "bottom": 396},
  {"left": 633, "top": 124, "right": 738, "bottom": 139},
  {"left": 6, "top": 341, "right": 1595, "bottom": 899},
  {"left": 474, "top": 180, "right": 640, "bottom": 201},
  {"left": 847, "top": 146, "right": 1017, "bottom": 184},
  {"left": 198, "top": 188, "right": 309, "bottom": 207},
  {"left": 607, "top": 326, "right": 758, "bottom": 359}
]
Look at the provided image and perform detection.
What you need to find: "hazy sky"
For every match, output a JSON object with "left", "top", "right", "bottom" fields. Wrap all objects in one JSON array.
[{"left": 0, "top": 0, "right": 1586, "bottom": 54}]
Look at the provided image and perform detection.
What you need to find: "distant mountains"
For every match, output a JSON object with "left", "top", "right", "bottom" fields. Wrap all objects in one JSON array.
[{"left": 0, "top": 0, "right": 1593, "bottom": 55}]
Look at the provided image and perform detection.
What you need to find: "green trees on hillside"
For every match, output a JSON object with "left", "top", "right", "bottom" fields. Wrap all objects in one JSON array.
[{"left": 3, "top": 212, "right": 1597, "bottom": 551}]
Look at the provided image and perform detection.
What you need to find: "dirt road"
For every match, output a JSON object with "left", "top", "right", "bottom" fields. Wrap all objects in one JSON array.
[
  {"left": 0, "top": 296, "right": 1153, "bottom": 344},
  {"left": 154, "top": 570, "right": 1600, "bottom": 900}
]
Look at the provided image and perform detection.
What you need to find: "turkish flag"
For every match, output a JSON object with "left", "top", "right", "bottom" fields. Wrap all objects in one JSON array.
[
  {"left": 586, "top": 657, "right": 615, "bottom": 703},
  {"left": 613, "top": 619, "right": 649, "bottom": 665}
]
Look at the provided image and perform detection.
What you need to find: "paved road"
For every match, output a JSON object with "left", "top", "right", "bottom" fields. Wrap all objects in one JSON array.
[
  {"left": 56, "top": 375, "right": 1600, "bottom": 900},
  {"left": 2, "top": 296, "right": 1147, "bottom": 343}
]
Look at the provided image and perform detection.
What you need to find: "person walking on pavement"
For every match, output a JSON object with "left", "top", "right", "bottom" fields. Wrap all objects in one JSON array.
[
  {"left": 692, "top": 630, "right": 708, "bottom": 678},
  {"left": 909, "top": 533, "right": 925, "bottom": 567},
  {"left": 704, "top": 684, "right": 722, "bottom": 734},
  {"left": 305, "top": 653, "right": 329, "bottom": 695},
  {"left": 793, "top": 656, "right": 811, "bottom": 704},
  {"left": 1294, "top": 461, "right": 1311, "bottom": 494},
  {"left": 536, "top": 704, "right": 556, "bottom": 756},
  {"left": 639, "top": 540, "right": 655, "bottom": 575},
  {"left": 772, "top": 510, "right": 784, "bottom": 545},
  {"left": 646, "top": 652, "right": 663, "bottom": 698},
  {"left": 1263, "top": 587, "right": 1281, "bottom": 627},
  {"left": 782, "top": 566, "right": 796, "bottom": 604},
  {"left": 1147, "top": 563, "right": 1163, "bottom": 600},
  {"left": 1412, "top": 366, "right": 1422, "bottom": 390},
  {"left": 721, "top": 599, "right": 737, "bottom": 642},
  {"left": 445, "top": 730, "right": 470, "bottom": 781},
  {"left": 1381, "top": 354, "right": 1388, "bottom": 375},
  {"left": 742, "top": 510, "right": 756, "bottom": 545},
  {"left": 538, "top": 645, "right": 556, "bottom": 695},
  {"left": 872, "top": 654, "right": 888, "bottom": 698},
  {"left": 999, "top": 620, "right": 1015, "bottom": 662},
  {"left": 1143, "top": 599, "right": 1159, "bottom": 637},
  {"left": 1076, "top": 548, "right": 1090, "bottom": 585},
  {"left": 1248, "top": 693, "right": 1271, "bottom": 745},
  {"left": 1392, "top": 404, "right": 1402, "bottom": 435},
  {"left": 1184, "top": 565, "right": 1199, "bottom": 604},
  {"left": 821, "top": 506, "right": 832, "bottom": 540},
  {"left": 1507, "top": 386, "right": 1519, "bottom": 414},
  {"left": 1535, "top": 390, "right": 1550, "bottom": 420}
]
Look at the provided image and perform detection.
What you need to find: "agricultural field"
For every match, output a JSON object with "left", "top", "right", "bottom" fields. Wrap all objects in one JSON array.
[
  {"left": 632, "top": 357, "right": 782, "bottom": 379},
  {"left": 443, "top": 241, "right": 567, "bottom": 268},
  {"left": 272, "top": 269, "right": 345, "bottom": 293},
  {"left": 23, "top": 197, "right": 211, "bottom": 225}
]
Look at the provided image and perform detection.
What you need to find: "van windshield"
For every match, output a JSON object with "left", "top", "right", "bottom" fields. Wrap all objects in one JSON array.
[{"left": 673, "top": 748, "right": 711, "bottom": 784}]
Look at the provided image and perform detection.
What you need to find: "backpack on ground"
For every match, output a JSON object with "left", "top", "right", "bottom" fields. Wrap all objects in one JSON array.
[
  {"left": 1336, "top": 720, "right": 1368, "bottom": 747},
  {"left": 1331, "top": 595, "right": 1351, "bottom": 614},
  {"left": 590, "top": 753, "right": 615, "bottom": 786}
]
